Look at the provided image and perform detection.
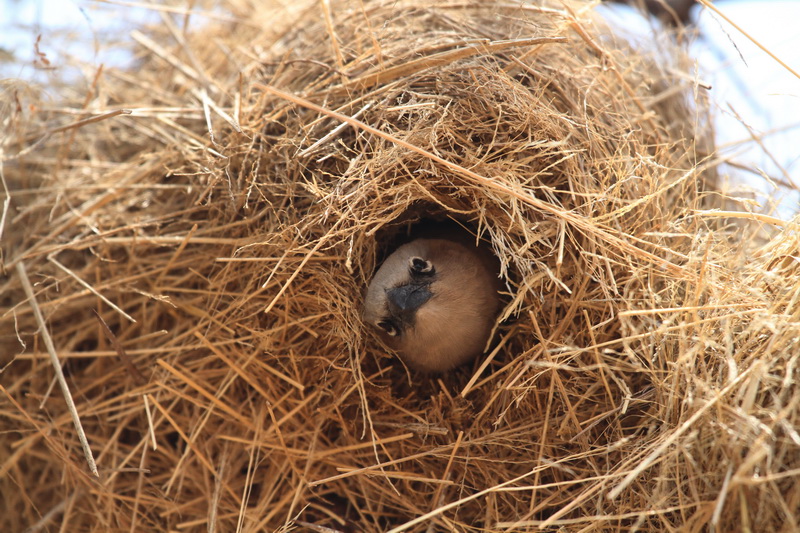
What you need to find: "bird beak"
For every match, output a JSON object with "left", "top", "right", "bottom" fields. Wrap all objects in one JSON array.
[{"left": 386, "top": 283, "right": 433, "bottom": 314}]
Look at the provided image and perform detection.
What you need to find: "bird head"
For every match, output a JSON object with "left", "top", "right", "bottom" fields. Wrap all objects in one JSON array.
[{"left": 363, "top": 238, "right": 500, "bottom": 372}]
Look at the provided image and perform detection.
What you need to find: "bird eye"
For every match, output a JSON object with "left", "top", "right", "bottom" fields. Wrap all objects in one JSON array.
[
  {"left": 377, "top": 320, "right": 399, "bottom": 337},
  {"left": 409, "top": 257, "right": 434, "bottom": 275}
]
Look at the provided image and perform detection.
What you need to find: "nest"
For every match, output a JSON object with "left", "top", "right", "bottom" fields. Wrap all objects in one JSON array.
[{"left": 2, "top": 0, "right": 799, "bottom": 531}]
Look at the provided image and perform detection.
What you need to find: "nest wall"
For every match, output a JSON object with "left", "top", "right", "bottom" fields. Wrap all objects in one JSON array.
[{"left": 1, "top": 1, "right": 799, "bottom": 532}]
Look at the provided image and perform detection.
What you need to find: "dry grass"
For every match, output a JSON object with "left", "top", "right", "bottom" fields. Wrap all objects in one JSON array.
[{"left": 2, "top": 0, "right": 799, "bottom": 531}]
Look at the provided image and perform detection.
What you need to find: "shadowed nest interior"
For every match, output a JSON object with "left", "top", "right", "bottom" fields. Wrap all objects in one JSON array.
[{"left": 2, "top": 1, "right": 799, "bottom": 531}]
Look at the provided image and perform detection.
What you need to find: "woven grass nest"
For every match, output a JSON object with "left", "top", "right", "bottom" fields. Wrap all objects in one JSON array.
[{"left": 2, "top": 0, "right": 799, "bottom": 531}]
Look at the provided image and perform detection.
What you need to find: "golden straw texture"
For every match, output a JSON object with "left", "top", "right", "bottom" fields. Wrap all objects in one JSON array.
[{"left": 2, "top": 1, "right": 798, "bottom": 531}]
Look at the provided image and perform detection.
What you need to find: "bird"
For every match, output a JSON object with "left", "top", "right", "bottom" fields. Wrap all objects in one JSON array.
[{"left": 363, "top": 237, "right": 501, "bottom": 372}]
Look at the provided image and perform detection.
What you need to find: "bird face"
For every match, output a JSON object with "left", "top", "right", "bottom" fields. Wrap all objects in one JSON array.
[{"left": 363, "top": 238, "right": 500, "bottom": 372}]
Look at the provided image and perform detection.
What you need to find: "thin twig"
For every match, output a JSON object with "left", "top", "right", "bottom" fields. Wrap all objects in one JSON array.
[{"left": 15, "top": 262, "right": 99, "bottom": 478}]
